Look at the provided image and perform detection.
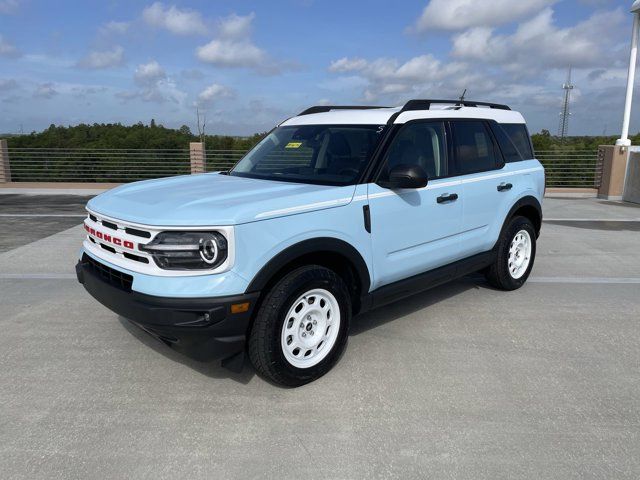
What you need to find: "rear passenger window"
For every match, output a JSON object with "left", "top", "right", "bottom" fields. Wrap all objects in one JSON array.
[
  {"left": 501, "top": 123, "right": 534, "bottom": 159},
  {"left": 452, "top": 121, "right": 500, "bottom": 174},
  {"left": 490, "top": 123, "right": 523, "bottom": 163}
]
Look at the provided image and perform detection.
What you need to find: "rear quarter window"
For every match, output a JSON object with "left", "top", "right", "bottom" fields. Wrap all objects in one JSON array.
[
  {"left": 501, "top": 123, "right": 534, "bottom": 160},
  {"left": 490, "top": 123, "right": 523, "bottom": 163}
]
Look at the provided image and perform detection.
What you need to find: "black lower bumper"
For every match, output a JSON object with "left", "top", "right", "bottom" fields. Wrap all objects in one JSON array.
[{"left": 76, "top": 255, "right": 259, "bottom": 362}]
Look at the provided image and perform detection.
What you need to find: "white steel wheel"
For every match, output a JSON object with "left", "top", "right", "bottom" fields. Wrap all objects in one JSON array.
[
  {"left": 508, "top": 229, "right": 532, "bottom": 279},
  {"left": 280, "top": 288, "right": 341, "bottom": 369}
]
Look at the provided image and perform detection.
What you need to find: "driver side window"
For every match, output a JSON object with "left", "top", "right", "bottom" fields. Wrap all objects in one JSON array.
[{"left": 378, "top": 121, "right": 448, "bottom": 182}]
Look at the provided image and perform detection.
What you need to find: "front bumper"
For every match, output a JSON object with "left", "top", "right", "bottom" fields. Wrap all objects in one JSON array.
[{"left": 76, "top": 254, "right": 259, "bottom": 362}]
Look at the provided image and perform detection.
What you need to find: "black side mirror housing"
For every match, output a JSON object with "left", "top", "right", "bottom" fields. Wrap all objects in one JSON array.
[{"left": 379, "top": 164, "right": 429, "bottom": 189}]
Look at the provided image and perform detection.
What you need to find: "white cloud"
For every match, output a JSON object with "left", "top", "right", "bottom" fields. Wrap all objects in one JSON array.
[
  {"left": 326, "top": 3, "right": 632, "bottom": 135},
  {"left": 0, "top": 34, "right": 20, "bottom": 57},
  {"left": 328, "top": 57, "right": 368, "bottom": 73},
  {"left": 0, "top": 0, "right": 20, "bottom": 14},
  {"left": 141, "top": 79, "right": 186, "bottom": 103},
  {"left": 411, "top": 0, "right": 557, "bottom": 32},
  {"left": 196, "top": 38, "right": 266, "bottom": 68},
  {"left": 143, "top": 2, "right": 208, "bottom": 35},
  {"left": 451, "top": 8, "right": 626, "bottom": 70},
  {"left": 134, "top": 60, "right": 166, "bottom": 85},
  {"left": 327, "top": 54, "right": 465, "bottom": 101},
  {"left": 197, "top": 83, "right": 233, "bottom": 106},
  {"left": 33, "top": 83, "right": 58, "bottom": 99},
  {"left": 218, "top": 12, "right": 255, "bottom": 39},
  {"left": 196, "top": 12, "right": 282, "bottom": 73},
  {"left": 78, "top": 46, "right": 124, "bottom": 69},
  {"left": 119, "top": 61, "right": 186, "bottom": 105}
]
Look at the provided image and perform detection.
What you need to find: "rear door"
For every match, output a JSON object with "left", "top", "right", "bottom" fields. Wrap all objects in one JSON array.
[
  {"left": 367, "top": 121, "right": 463, "bottom": 289},
  {"left": 451, "top": 120, "right": 518, "bottom": 257}
]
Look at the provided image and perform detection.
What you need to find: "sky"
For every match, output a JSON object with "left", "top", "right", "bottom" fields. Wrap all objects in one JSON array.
[{"left": 0, "top": 0, "right": 636, "bottom": 136}]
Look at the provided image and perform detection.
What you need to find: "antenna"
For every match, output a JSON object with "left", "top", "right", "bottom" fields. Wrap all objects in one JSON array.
[
  {"left": 558, "top": 66, "right": 574, "bottom": 141},
  {"left": 459, "top": 89, "right": 467, "bottom": 103}
]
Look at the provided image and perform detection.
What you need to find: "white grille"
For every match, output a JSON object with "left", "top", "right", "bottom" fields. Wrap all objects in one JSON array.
[{"left": 83, "top": 209, "right": 235, "bottom": 277}]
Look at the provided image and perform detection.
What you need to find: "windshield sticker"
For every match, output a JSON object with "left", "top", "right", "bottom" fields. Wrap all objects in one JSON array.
[{"left": 285, "top": 142, "right": 303, "bottom": 149}]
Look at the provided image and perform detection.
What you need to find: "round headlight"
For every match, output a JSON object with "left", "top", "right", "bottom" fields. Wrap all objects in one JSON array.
[
  {"left": 200, "top": 237, "right": 219, "bottom": 264},
  {"left": 141, "top": 231, "right": 228, "bottom": 270}
]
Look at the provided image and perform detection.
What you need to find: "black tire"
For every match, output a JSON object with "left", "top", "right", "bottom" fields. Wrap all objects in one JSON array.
[
  {"left": 248, "top": 265, "right": 351, "bottom": 387},
  {"left": 485, "top": 216, "right": 536, "bottom": 291}
]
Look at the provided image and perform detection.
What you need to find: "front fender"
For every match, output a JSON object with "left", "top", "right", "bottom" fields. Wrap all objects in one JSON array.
[{"left": 232, "top": 204, "right": 373, "bottom": 295}]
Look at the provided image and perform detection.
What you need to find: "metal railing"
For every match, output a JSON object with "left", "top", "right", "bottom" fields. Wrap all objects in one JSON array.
[
  {"left": 6, "top": 148, "right": 247, "bottom": 182},
  {"left": 204, "top": 150, "right": 245, "bottom": 173},
  {"left": 4, "top": 147, "right": 602, "bottom": 188},
  {"left": 535, "top": 150, "right": 603, "bottom": 188}
]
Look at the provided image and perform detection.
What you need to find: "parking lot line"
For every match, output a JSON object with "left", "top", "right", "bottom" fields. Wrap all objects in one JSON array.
[
  {"left": 0, "top": 214, "right": 86, "bottom": 217},
  {"left": 528, "top": 276, "right": 640, "bottom": 284},
  {"left": 0, "top": 273, "right": 78, "bottom": 279}
]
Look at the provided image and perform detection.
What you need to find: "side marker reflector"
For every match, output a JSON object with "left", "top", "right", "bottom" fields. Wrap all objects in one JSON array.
[{"left": 231, "top": 302, "right": 250, "bottom": 314}]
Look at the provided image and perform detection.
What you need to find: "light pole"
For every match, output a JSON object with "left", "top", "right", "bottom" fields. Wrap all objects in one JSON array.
[{"left": 616, "top": 0, "right": 640, "bottom": 146}]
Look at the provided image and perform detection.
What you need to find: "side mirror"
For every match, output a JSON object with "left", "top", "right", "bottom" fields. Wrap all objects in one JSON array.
[{"left": 379, "top": 164, "right": 429, "bottom": 189}]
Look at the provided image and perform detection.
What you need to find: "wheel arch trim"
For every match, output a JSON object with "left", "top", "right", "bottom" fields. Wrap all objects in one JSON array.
[
  {"left": 245, "top": 237, "right": 371, "bottom": 296},
  {"left": 501, "top": 195, "right": 543, "bottom": 237}
]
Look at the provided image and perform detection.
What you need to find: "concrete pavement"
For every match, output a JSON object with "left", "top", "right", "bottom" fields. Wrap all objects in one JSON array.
[{"left": 0, "top": 196, "right": 639, "bottom": 479}]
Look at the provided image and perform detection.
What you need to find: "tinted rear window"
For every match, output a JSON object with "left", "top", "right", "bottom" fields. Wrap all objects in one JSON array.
[
  {"left": 452, "top": 120, "right": 500, "bottom": 174},
  {"left": 501, "top": 123, "right": 534, "bottom": 159}
]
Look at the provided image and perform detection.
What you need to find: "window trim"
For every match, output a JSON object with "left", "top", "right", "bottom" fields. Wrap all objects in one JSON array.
[
  {"left": 371, "top": 119, "right": 455, "bottom": 184},
  {"left": 449, "top": 118, "right": 505, "bottom": 177}
]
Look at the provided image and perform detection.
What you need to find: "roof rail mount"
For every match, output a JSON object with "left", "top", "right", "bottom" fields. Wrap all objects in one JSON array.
[
  {"left": 401, "top": 99, "right": 511, "bottom": 112},
  {"left": 298, "top": 105, "right": 388, "bottom": 116}
]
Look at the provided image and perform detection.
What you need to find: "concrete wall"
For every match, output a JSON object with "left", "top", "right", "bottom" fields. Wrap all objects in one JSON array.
[
  {"left": 189, "top": 142, "right": 206, "bottom": 174},
  {"left": 0, "top": 139, "right": 10, "bottom": 183},
  {"left": 598, "top": 145, "right": 629, "bottom": 201},
  {"left": 623, "top": 147, "right": 640, "bottom": 204}
]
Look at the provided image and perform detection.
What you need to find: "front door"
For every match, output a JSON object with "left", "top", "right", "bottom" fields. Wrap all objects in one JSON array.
[{"left": 367, "top": 121, "right": 463, "bottom": 289}]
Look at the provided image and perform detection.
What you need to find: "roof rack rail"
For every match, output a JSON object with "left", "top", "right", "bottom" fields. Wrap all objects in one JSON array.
[
  {"left": 401, "top": 99, "right": 511, "bottom": 112},
  {"left": 298, "top": 105, "right": 388, "bottom": 116}
]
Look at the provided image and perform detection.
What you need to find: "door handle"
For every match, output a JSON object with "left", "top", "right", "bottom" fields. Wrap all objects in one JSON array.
[
  {"left": 497, "top": 182, "right": 513, "bottom": 192},
  {"left": 437, "top": 193, "right": 458, "bottom": 204}
]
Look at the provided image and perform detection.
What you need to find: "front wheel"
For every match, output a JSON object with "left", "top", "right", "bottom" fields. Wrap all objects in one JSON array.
[
  {"left": 248, "top": 265, "right": 351, "bottom": 387},
  {"left": 485, "top": 216, "right": 536, "bottom": 291}
]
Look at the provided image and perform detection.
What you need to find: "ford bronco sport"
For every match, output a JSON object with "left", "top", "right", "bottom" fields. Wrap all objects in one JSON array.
[{"left": 76, "top": 99, "right": 545, "bottom": 386}]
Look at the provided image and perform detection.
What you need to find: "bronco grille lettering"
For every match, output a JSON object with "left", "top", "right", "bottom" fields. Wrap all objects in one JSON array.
[{"left": 85, "top": 223, "right": 135, "bottom": 249}]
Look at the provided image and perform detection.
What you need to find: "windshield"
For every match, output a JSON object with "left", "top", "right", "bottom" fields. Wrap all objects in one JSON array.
[{"left": 230, "top": 124, "right": 385, "bottom": 185}]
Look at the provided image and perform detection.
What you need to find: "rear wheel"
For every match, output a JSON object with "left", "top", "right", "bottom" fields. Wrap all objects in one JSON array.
[
  {"left": 248, "top": 265, "right": 351, "bottom": 387},
  {"left": 485, "top": 216, "right": 536, "bottom": 290}
]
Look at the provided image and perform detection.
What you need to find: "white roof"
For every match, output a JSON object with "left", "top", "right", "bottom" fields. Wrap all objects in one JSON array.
[
  {"left": 281, "top": 104, "right": 526, "bottom": 126},
  {"left": 282, "top": 107, "right": 400, "bottom": 126}
]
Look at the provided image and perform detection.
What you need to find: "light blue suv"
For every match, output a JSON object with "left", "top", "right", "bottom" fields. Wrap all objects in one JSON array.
[{"left": 76, "top": 99, "right": 545, "bottom": 386}]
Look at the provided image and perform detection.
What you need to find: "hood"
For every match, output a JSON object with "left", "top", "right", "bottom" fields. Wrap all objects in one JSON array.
[{"left": 87, "top": 173, "right": 356, "bottom": 226}]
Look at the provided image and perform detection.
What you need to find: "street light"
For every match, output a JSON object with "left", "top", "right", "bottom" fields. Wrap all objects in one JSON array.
[{"left": 616, "top": 0, "right": 640, "bottom": 146}]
